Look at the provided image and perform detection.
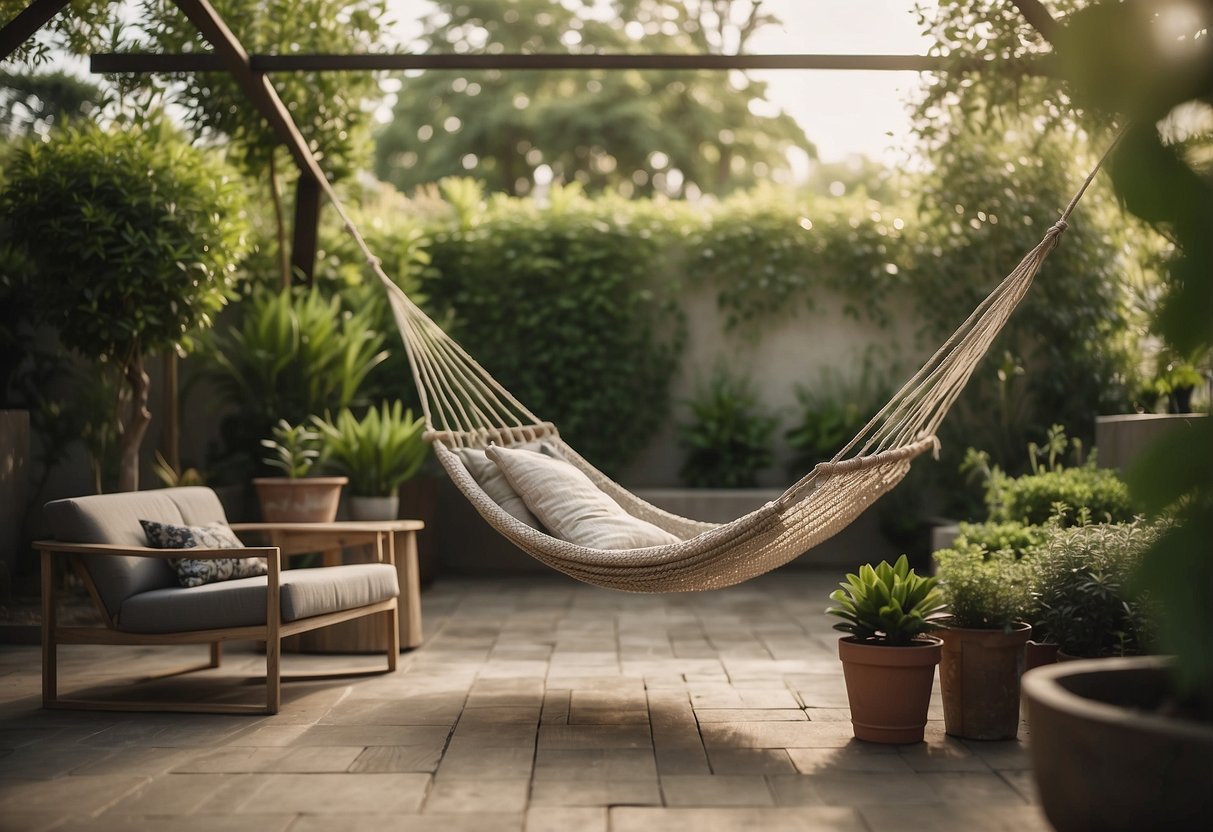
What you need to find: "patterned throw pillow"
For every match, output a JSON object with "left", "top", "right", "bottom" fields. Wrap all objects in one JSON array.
[{"left": 140, "top": 520, "right": 268, "bottom": 588}]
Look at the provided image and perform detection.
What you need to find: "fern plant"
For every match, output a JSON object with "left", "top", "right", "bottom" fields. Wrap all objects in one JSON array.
[
  {"left": 827, "top": 555, "right": 948, "bottom": 646},
  {"left": 312, "top": 401, "right": 428, "bottom": 496},
  {"left": 677, "top": 367, "right": 777, "bottom": 488}
]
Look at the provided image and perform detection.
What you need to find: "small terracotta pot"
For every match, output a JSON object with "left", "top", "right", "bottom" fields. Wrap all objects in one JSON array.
[
  {"left": 939, "top": 621, "right": 1032, "bottom": 740},
  {"left": 253, "top": 477, "right": 347, "bottom": 523},
  {"left": 838, "top": 636, "right": 941, "bottom": 744}
]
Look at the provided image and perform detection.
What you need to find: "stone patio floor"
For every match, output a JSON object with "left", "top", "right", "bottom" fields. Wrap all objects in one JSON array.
[{"left": 0, "top": 572, "right": 1051, "bottom": 831}]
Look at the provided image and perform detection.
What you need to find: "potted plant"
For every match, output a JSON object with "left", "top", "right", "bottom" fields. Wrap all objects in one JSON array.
[
  {"left": 933, "top": 542, "right": 1035, "bottom": 740},
  {"left": 827, "top": 555, "right": 948, "bottom": 744},
  {"left": 1031, "top": 521, "right": 1158, "bottom": 661},
  {"left": 312, "top": 401, "right": 428, "bottom": 520},
  {"left": 253, "top": 419, "right": 347, "bottom": 522}
]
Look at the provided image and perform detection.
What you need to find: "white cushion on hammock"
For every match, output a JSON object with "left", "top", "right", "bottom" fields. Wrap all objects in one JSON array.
[
  {"left": 453, "top": 444, "right": 543, "bottom": 528},
  {"left": 485, "top": 445, "right": 682, "bottom": 550}
]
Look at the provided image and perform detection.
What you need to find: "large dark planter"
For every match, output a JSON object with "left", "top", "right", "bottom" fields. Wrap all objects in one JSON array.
[
  {"left": 1023, "top": 656, "right": 1213, "bottom": 831},
  {"left": 938, "top": 621, "right": 1032, "bottom": 740},
  {"left": 838, "top": 636, "right": 941, "bottom": 744}
]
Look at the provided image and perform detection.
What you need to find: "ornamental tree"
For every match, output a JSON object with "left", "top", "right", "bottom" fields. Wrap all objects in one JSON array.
[{"left": 0, "top": 121, "right": 248, "bottom": 491}]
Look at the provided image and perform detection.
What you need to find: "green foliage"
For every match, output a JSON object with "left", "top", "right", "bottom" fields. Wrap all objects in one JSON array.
[
  {"left": 0, "top": 1, "right": 118, "bottom": 67},
  {"left": 419, "top": 181, "right": 684, "bottom": 473},
  {"left": 260, "top": 420, "right": 324, "bottom": 479},
  {"left": 677, "top": 367, "right": 777, "bottom": 488},
  {"left": 0, "top": 70, "right": 106, "bottom": 139},
  {"left": 1032, "top": 520, "right": 1160, "bottom": 658},
  {"left": 128, "top": 0, "right": 388, "bottom": 184},
  {"left": 785, "top": 356, "right": 890, "bottom": 476},
  {"left": 190, "top": 287, "right": 388, "bottom": 479},
  {"left": 688, "top": 187, "right": 909, "bottom": 333},
  {"left": 312, "top": 401, "right": 428, "bottom": 496},
  {"left": 375, "top": 0, "right": 809, "bottom": 197},
  {"left": 934, "top": 547, "right": 1035, "bottom": 630},
  {"left": 827, "top": 555, "right": 948, "bottom": 646},
  {"left": 949, "top": 520, "right": 1045, "bottom": 560},
  {"left": 985, "top": 466, "right": 1134, "bottom": 526}
]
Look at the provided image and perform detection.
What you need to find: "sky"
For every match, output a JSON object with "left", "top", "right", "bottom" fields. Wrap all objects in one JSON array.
[{"left": 384, "top": 0, "right": 936, "bottom": 164}]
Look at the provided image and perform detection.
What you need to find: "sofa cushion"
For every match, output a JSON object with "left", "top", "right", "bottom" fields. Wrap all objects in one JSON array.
[
  {"left": 140, "top": 520, "right": 267, "bottom": 588},
  {"left": 484, "top": 445, "right": 681, "bottom": 550},
  {"left": 117, "top": 563, "right": 400, "bottom": 634},
  {"left": 43, "top": 490, "right": 188, "bottom": 617}
]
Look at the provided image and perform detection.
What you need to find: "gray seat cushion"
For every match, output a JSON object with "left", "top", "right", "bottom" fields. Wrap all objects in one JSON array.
[{"left": 117, "top": 563, "right": 400, "bottom": 634}]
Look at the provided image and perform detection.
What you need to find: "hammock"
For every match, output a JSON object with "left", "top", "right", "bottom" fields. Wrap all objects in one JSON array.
[{"left": 312, "top": 144, "right": 1114, "bottom": 593}]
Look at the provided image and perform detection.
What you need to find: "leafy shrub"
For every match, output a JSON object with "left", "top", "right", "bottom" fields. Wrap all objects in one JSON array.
[
  {"left": 827, "top": 555, "right": 948, "bottom": 646},
  {"left": 986, "top": 467, "right": 1135, "bottom": 526},
  {"left": 1032, "top": 521, "right": 1160, "bottom": 658},
  {"left": 934, "top": 547, "right": 1035, "bottom": 630},
  {"left": 677, "top": 367, "right": 777, "bottom": 488},
  {"left": 950, "top": 520, "right": 1046, "bottom": 560},
  {"left": 687, "top": 186, "right": 909, "bottom": 333},
  {"left": 260, "top": 420, "right": 324, "bottom": 479},
  {"left": 963, "top": 427, "right": 1136, "bottom": 526}
]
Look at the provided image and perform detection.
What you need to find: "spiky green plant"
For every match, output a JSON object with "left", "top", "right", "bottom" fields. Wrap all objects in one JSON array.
[
  {"left": 312, "top": 401, "right": 428, "bottom": 496},
  {"left": 827, "top": 555, "right": 948, "bottom": 646}
]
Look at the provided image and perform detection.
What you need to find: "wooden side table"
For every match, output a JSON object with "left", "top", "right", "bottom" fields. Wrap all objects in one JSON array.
[{"left": 231, "top": 520, "right": 424, "bottom": 652}]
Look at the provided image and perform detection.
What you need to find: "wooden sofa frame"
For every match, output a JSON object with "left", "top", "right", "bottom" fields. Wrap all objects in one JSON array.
[{"left": 38, "top": 540, "right": 399, "bottom": 715}]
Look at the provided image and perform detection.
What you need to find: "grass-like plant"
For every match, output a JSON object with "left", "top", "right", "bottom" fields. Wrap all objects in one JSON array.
[
  {"left": 827, "top": 555, "right": 948, "bottom": 646},
  {"left": 934, "top": 546, "right": 1035, "bottom": 631},
  {"left": 312, "top": 401, "right": 428, "bottom": 497}
]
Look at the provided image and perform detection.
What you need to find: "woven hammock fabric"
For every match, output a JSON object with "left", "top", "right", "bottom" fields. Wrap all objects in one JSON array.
[{"left": 313, "top": 146, "right": 1112, "bottom": 593}]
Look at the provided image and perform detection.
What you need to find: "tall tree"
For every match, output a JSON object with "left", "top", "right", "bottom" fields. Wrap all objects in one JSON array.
[{"left": 375, "top": 0, "right": 811, "bottom": 196}]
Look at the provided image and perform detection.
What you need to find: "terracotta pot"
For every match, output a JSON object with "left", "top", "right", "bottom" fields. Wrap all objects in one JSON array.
[
  {"left": 253, "top": 477, "right": 347, "bottom": 523},
  {"left": 838, "top": 636, "right": 941, "bottom": 744},
  {"left": 939, "top": 621, "right": 1032, "bottom": 740},
  {"left": 348, "top": 494, "right": 400, "bottom": 521},
  {"left": 1023, "top": 656, "right": 1213, "bottom": 831},
  {"left": 1024, "top": 639, "right": 1059, "bottom": 671}
]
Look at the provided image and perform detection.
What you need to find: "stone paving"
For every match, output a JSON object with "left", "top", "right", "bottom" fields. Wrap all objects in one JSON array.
[{"left": 0, "top": 572, "right": 1050, "bottom": 831}]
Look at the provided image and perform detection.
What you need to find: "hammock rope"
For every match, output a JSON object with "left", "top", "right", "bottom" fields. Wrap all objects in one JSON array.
[{"left": 309, "top": 132, "right": 1121, "bottom": 593}]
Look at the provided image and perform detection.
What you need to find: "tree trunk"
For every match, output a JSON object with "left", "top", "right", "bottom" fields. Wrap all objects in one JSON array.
[{"left": 117, "top": 351, "right": 152, "bottom": 492}]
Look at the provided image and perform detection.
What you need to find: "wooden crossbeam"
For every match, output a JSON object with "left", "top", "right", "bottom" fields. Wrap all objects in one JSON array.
[
  {"left": 0, "top": 0, "right": 71, "bottom": 64},
  {"left": 91, "top": 51, "right": 950, "bottom": 74}
]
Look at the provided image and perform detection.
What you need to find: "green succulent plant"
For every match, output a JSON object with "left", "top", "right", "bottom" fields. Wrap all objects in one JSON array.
[{"left": 827, "top": 555, "right": 948, "bottom": 646}]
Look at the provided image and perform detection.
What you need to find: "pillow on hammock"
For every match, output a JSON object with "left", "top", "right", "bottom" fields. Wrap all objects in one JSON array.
[
  {"left": 140, "top": 519, "right": 267, "bottom": 588},
  {"left": 453, "top": 443, "right": 548, "bottom": 528},
  {"left": 485, "top": 445, "right": 682, "bottom": 550}
]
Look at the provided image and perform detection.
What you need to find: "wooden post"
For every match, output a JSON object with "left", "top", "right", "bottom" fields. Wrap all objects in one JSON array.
[
  {"left": 291, "top": 175, "right": 321, "bottom": 286},
  {"left": 41, "top": 549, "right": 57, "bottom": 707}
]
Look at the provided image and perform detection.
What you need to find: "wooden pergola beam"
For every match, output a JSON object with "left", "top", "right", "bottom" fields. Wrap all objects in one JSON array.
[
  {"left": 0, "top": 0, "right": 71, "bottom": 64},
  {"left": 169, "top": 0, "right": 327, "bottom": 282},
  {"left": 91, "top": 51, "right": 951, "bottom": 74},
  {"left": 1008, "top": 0, "right": 1059, "bottom": 45}
]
